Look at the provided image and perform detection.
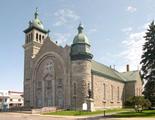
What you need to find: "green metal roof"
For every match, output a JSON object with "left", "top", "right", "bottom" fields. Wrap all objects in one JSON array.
[
  {"left": 73, "top": 33, "right": 90, "bottom": 45},
  {"left": 24, "top": 8, "right": 47, "bottom": 33},
  {"left": 121, "top": 71, "right": 139, "bottom": 81},
  {"left": 31, "top": 17, "right": 44, "bottom": 29},
  {"left": 91, "top": 60, "right": 138, "bottom": 82},
  {"left": 32, "top": 8, "right": 44, "bottom": 29},
  {"left": 73, "top": 23, "right": 90, "bottom": 45}
]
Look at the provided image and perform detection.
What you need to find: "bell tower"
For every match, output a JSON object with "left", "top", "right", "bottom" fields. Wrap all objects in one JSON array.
[
  {"left": 23, "top": 8, "right": 48, "bottom": 58},
  {"left": 23, "top": 8, "right": 48, "bottom": 107}
]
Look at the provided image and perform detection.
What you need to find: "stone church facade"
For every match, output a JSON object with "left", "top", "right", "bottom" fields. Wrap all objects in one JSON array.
[{"left": 23, "top": 10, "right": 142, "bottom": 110}]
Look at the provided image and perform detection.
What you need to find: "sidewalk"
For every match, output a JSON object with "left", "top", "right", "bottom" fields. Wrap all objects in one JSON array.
[{"left": 1, "top": 112, "right": 155, "bottom": 120}]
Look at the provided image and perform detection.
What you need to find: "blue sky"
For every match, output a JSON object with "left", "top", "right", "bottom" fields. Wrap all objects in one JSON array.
[{"left": 0, "top": 0, "right": 155, "bottom": 91}]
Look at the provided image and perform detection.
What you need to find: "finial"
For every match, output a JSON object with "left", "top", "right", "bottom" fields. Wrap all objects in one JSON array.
[
  {"left": 29, "top": 21, "right": 32, "bottom": 26},
  {"left": 78, "top": 22, "right": 84, "bottom": 33},
  {"left": 47, "top": 29, "right": 50, "bottom": 36},
  {"left": 34, "top": 7, "right": 39, "bottom": 19}
]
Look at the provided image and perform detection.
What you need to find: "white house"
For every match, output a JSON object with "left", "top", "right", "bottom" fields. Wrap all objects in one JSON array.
[{"left": 0, "top": 90, "right": 24, "bottom": 111}]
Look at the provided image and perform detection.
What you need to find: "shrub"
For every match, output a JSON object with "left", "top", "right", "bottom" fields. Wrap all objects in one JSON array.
[{"left": 125, "top": 96, "right": 151, "bottom": 112}]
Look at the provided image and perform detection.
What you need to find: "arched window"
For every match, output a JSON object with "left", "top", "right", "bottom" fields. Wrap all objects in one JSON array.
[
  {"left": 137, "top": 88, "right": 138, "bottom": 96},
  {"left": 42, "top": 36, "right": 44, "bottom": 40},
  {"left": 139, "top": 88, "right": 141, "bottom": 96},
  {"left": 103, "top": 83, "right": 106, "bottom": 100},
  {"left": 31, "top": 33, "right": 33, "bottom": 41},
  {"left": 36, "top": 33, "right": 38, "bottom": 41},
  {"left": 39, "top": 34, "right": 41, "bottom": 43},
  {"left": 117, "top": 87, "right": 119, "bottom": 101},
  {"left": 26, "top": 35, "right": 28, "bottom": 44},
  {"left": 28, "top": 34, "right": 30, "bottom": 42},
  {"left": 26, "top": 39, "right": 28, "bottom": 44},
  {"left": 73, "top": 83, "right": 77, "bottom": 95},
  {"left": 29, "top": 33, "right": 31, "bottom": 40},
  {"left": 111, "top": 85, "right": 113, "bottom": 100}
]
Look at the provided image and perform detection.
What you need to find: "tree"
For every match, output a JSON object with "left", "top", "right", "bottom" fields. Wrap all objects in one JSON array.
[
  {"left": 140, "top": 21, "right": 155, "bottom": 107},
  {"left": 125, "top": 96, "right": 151, "bottom": 112}
]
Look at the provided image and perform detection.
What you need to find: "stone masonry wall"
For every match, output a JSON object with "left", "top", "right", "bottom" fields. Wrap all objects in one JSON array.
[
  {"left": 92, "top": 74, "right": 125, "bottom": 110},
  {"left": 71, "top": 60, "right": 91, "bottom": 110}
]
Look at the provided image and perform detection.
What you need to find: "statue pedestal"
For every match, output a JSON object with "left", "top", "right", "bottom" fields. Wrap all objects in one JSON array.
[{"left": 86, "top": 98, "right": 95, "bottom": 112}]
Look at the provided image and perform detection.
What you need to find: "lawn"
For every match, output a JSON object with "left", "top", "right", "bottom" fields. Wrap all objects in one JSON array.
[
  {"left": 112, "top": 110, "right": 155, "bottom": 118},
  {"left": 43, "top": 108, "right": 130, "bottom": 116}
]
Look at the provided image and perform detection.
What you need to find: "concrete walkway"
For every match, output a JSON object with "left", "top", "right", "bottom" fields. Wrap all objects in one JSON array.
[{"left": 0, "top": 112, "right": 154, "bottom": 120}]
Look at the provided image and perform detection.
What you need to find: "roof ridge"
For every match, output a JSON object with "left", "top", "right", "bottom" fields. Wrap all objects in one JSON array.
[
  {"left": 92, "top": 60, "right": 125, "bottom": 82},
  {"left": 121, "top": 70, "right": 139, "bottom": 73},
  {"left": 92, "top": 60, "right": 119, "bottom": 71}
]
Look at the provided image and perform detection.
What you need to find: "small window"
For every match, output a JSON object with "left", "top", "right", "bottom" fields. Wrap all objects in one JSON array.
[
  {"left": 10, "top": 99, "right": 13, "bottom": 101},
  {"left": 42, "top": 36, "right": 44, "bottom": 39},
  {"left": 9, "top": 103, "right": 13, "bottom": 106},
  {"left": 18, "top": 99, "right": 21, "bottom": 102}
]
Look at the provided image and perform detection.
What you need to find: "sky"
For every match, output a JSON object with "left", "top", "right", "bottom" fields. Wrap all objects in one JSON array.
[{"left": 0, "top": 0, "right": 155, "bottom": 91}]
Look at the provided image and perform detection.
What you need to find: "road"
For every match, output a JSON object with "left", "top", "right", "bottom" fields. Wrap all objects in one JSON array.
[{"left": 0, "top": 112, "right": 154, "bottom": 120}]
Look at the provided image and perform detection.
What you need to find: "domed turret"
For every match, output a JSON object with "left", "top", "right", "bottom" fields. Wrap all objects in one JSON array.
[
  {"left": 24, "top": 8, "right": 48, "bottom": 34},
  {"left": 71, "top": 23, "right": 93, "bottom": 60},
  {"left": 30, "top": 8, "right": 44, "bottom": 29},
  {"left": 73, "top": 24, "right": 90, "bottom": 45}
]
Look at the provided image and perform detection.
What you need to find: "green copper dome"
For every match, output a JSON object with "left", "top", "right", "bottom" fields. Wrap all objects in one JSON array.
[
  {"left": 31, "top": 18, "right": 44, "bottom": 29},
  {"left": 30, "top": 8, "right": 44, "bottom": 29},
  {"left": 24, "top": 8, "right": 48, "bottom": 34},
  {"left": 73, "top": 24, "right": 90, "bottom": 45},
  {"left": 70, "top": 24, "right": 93, "bottom": 60}
]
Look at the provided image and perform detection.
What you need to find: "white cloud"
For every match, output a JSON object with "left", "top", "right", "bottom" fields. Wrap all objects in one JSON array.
[
  {"left": 53, "top": 32, "right": 71, "bottom": 45},
  {"left": 126, "top": 6, "right": 137, "bottom": 13},
  {"left": 118, "top": 31, "right": 145, "bottom": 71},
  {"left": 88, "top": 28, "right": 97, "bottom": 34},
  {"left": 121, "top": 27, "right": 133, "bottom": 34},
  {"left": 142, "top": 22, "right": 150, "bottom": 29},
  {"left": 117, "top": 22, "right": 153, "bottom": 71},
  {"left": 54, "top": 8, "right": 80, "bottom": 26},
  {"left": 90, "top": 28, "right": 97, "bottom": 32}
]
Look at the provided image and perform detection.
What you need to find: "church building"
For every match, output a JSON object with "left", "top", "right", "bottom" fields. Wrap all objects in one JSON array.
[{"left": 23, "top": 10, "right": 142, "bottom": 110}]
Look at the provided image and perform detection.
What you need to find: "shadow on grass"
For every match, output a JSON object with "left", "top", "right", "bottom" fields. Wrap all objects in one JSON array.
[{"left": 112, "top": 110, "right": 155, "bottom": 118}]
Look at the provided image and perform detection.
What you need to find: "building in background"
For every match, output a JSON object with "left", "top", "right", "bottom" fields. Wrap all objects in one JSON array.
[{"left": 0, "top": 91, "right": 24, "bottom": 111}]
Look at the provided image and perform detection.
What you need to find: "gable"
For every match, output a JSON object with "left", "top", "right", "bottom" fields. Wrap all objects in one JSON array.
[{"left": 33, "top": 37, "right": 70, "bottom": 63}]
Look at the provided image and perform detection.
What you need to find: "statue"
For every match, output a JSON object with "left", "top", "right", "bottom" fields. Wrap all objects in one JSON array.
[
  {"left": 88, "top": 83, "right": 92, "bottom": 98},
  {"left": 88, "top": 89, "right": 92, "bottom": 98}
]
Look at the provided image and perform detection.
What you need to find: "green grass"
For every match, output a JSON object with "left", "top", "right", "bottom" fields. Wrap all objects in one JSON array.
[
  {"left": 112, "top": 110, "right": 155, "bottom": 118},
  {"left": 43, "top": 108, "right": 130, "bottom": 116}
]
